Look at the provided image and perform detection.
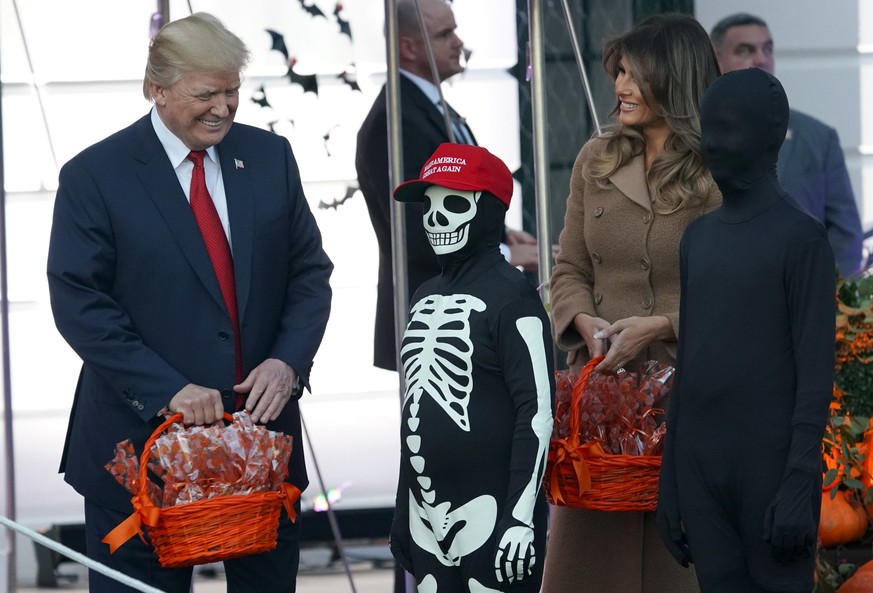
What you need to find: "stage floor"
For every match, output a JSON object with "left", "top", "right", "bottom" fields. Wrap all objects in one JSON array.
[{"left": 18, "top": 545, "right": 397, "bottom": 592}]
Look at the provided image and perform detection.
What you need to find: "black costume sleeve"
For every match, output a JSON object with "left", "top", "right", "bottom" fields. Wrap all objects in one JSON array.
[
  {"left": 784, "top": 233, "right": 835, "bottom": 474},
  {"left": 656, "top": 232, "right": 692, "bottom": 567}
]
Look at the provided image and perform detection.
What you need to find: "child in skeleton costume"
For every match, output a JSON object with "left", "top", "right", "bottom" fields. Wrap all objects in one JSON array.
[
  {"left": 656, "top": 69, "right": 834, "bottom": 592},
  {"left": 390, "top": 143, "right": 555, "bottom": 593}
]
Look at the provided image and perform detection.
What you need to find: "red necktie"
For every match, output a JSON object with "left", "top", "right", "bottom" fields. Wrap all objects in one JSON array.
[{"left": 187, "top": 150, "right": 244, "bottom": 409}]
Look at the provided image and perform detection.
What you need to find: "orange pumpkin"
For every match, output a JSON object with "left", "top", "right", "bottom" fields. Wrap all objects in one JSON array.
[
  {"left": 820, "top": 489, "right": 869, "bottom": 548},
  {"left": 838, "top": 559, "right": 873, "bottom": 592}
]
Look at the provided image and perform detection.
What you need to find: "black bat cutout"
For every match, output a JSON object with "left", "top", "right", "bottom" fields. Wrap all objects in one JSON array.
[
  {"left": 318, "top": 185, "right": 358, "bottom": 210},
  {"left": 266, "top": 29, "right": 289, "bottom": 60},
  {"left": 299, "top": 0, "right": 326, "bottom": 18},
  {"left": 251, "top": 85, "right": 272, "bottom": 109},
  {"left": 322, "top": 124, "right": 341, "bottom": 156},
  {"left": 287, "top": 59, "right": 319, "bottom": 95},
  {"left": 338, "top": 70, "right": 361, "bottom": 92},
  {"left": 334, "top": 4, "right": 352, "bottom": 39}
]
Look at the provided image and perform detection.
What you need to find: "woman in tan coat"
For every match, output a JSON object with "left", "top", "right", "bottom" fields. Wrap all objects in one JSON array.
[{"left": 542, "top": 14, "right": 721, "bottom": 593}]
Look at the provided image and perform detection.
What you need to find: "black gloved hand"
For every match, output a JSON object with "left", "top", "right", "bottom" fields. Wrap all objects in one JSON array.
[
  {"left": 656, "top": 457, "right": 692, "bottom": 567},
  {"left": 763, "top": 469, "right": 818, "bottom": 564}
]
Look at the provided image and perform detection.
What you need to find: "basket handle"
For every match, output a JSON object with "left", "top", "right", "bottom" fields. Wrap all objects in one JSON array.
[
  {"left": 136, "top": 412, "right": 235, "bottom": 501},
  {"left": 547, "top": 356, "right": 605, "bottom": 505},
  {"left": 566, "top": 356, "right": 604, "bottom": 441},
  {"left": 101, "top": 412, "right": 233, "bottom": 553}
]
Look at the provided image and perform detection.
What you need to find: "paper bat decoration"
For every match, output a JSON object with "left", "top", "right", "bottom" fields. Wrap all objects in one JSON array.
[
  {"left": 338, "top": 70, "right": 361, "bottom": 92},
  {"left": 267, "top": 120, "right": 295, "bottom": 133},
  {"left": 266, "top": 29, "right": 289, "bottom": 60},
  {"left": 287, "top": 58, "right": 319, "bottom": 95},
  {"left": 334, "top": 3, "right": 352, "bottom": 39},
  {"left": 298, "top": 0, "right": 326, "bottom": 18},
  {"left": 322, "top": 124, "right": 340, "bottom": 156},
  {"left": 318, "top": 185, "right": 358, "bottom": 210},
  {"left": 251, "top": 85, "right": 272, "bottom": 109}
]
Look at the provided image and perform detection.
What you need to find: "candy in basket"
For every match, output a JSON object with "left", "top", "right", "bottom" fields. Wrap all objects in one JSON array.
[
  {"left": 102, "top": 411, "right": 301, "bottom": 567},
  {"left": 544, "top": 356, "right": 674, "bottom": 511}
]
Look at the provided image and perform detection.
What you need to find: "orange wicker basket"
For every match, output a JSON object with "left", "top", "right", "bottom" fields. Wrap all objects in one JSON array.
[
  {"left": 103, "top": 413, "right": 300, "bottom": 568},
  {"left": 544, "top": 357, "right": 662, "bottom": 512}
]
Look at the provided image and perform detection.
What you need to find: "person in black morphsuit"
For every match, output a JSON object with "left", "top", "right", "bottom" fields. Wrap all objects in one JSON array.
[
  {"left": 389, "top": 143, "right": 554, "bottom": 592},
  {"left": 656, "top": 68, "right": 835, "bottom": 592}
]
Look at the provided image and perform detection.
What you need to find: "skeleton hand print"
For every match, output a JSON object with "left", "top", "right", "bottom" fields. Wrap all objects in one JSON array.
[{"left": 495, "top": 525, "right": 536, "bottom": 584}]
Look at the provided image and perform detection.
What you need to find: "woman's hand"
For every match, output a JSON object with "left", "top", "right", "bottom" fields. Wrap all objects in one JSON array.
[
  {"left": 568, "top": 313, "right": 611, "bottom": 365},
  {"left": 593, "top": 316, "right": 674, "bottom": 372}
]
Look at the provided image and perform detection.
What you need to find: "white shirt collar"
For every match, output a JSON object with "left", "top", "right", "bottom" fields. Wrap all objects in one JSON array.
[
  {"left": 150, "top": 107, "right": 219, "bottom": 168},
  {"left": 400, "top": 69, "right": 441, "bottom": 106}
]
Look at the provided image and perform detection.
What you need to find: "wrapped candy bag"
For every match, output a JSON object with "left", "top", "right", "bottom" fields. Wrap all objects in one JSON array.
[
  {"left": 551, "top": 359, "right": 674, "bottom": 456},
  {"left": 105, "top": 411, "right": 293, "bottom": 508}
]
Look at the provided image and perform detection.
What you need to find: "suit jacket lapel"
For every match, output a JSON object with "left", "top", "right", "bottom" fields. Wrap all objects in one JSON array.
[
  {"left": 216, "top": 131, "right": 255, "bottom": 321},
  {"left": 131, "top": 117, "right": 229, "bottom": 314},
  {"left": 609, "top": 153, "right": 652, "bottom": 211},
  {"left": 402, "top": 76, "right": 452, "bottom": 142}
]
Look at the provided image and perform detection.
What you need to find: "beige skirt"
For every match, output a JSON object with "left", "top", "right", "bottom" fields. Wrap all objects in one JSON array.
[{"left": 540, "top": 505, "right": 699, "bottom": 593}]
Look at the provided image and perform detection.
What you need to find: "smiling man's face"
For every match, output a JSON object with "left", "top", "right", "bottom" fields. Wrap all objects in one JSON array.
[{"left": 151, "top": 71, "right": 241, "bottom": 151}]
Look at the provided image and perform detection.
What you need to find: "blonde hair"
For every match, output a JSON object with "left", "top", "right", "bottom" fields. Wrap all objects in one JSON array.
[
  {"left": 143, "top": 12, "right": 251, "bottom": 101},
  {"left": 585, "top": 14, "right": 720, "bottom": 213}
]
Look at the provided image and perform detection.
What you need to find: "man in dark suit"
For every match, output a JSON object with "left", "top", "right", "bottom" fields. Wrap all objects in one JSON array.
[
  {"left": 356, "top": 0, "right": 540, "bottom": 371},
  {"left": 710, "top": 12, "right": 864, "bottom": 276},
  {"left": 46, "top": 12, "right": 332, "bottom": 592}
]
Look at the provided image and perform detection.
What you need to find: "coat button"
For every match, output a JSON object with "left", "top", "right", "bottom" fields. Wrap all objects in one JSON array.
[
  {"left": 592, "top": 252, "right": 602, "bottom": 264},
  {"left": 640, "top": 258, "right": 650, "bottom": 270},
  {"left": 642, "top": 297, "right": 653, "bottom": 309},
  {"left": 643, "top": 212, "right": 652, "bottom": 224},
  {"left": 221, "top": 389, "right": 233, "bottom": 399},
  {"left": 137, "top": 404, "right": 144, "bottom": 411},
  {"left": 218, "top": 331, "right": 229, "bottom": 341},
  {"left": 594, "top": 207, "right": 604, "bottom": 217},
  {"left": 594, "top": 292, "right": 603, "bottom": 305}
]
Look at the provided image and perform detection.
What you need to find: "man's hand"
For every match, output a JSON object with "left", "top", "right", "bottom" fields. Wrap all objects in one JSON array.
[
  {"left": 506, "top": 229, "right": 538, "bottom": 271},
  {"left": 505, "top": 229, "right": 560, "bottom": 271},
  {"left": 234, "top": 358, "right": 297, "bottom": 423},
  {"left": 167, "top": 384, "right": 224, "bottom": 426}
]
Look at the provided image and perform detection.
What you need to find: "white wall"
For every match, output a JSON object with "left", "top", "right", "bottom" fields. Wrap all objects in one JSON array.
[
  {"left": 0, "top": 0, "right": 520, "bottom": 585},
  {"left": 696, "top": 0, "right": 870, "bottom": 233}
]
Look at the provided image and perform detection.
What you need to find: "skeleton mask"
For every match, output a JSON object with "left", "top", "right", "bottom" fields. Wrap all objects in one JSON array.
[{"left": 423, "top": 186, "right": 482, "bottom": 255}]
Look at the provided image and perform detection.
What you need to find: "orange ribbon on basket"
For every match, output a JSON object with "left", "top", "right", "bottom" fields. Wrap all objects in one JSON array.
[
  {"left": 547, "top": 356, "right": 606, "bottom": 505},
  {"left": 548, "top": 437, "right": 606, "bottom": 504},
  {"left": 279, "top": 482, "right": 302, "bottom": 522},
  {"left": 102, "top": 491, "right": 162, "bottom": 553}
]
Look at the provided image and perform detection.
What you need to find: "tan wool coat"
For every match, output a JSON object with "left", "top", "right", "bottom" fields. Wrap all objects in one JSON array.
[
  {"left": 550, "top": 138, "right": 721, "bottom": 367},
  {"left": 542, "top": 137, "right": 721, "bottom": 593}
]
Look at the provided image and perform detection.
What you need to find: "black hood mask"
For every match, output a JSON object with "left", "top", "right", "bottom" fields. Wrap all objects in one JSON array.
[{"left": 700, "top": 68, "right": 789, "bottom": 222}]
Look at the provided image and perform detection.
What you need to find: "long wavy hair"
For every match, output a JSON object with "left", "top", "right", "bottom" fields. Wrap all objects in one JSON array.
[{"left": 585, "top": 14, "right": 720, "bottom": 213}]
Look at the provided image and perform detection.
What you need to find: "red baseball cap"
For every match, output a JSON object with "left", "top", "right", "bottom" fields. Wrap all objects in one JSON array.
[{"left": 393, "top": 143, "right": 513, "bottom": 208}]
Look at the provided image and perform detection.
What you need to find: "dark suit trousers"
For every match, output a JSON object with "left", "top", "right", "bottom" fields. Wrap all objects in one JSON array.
[{"left": 85, "top": 499, "right": 301, "bottom": 592}]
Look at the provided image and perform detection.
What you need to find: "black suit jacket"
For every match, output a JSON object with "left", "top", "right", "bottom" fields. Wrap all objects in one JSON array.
[
  {"left": 47, "top": 114, "right": 333, "bottom": 512},
  {"left": 355, "top": 75, "right": 476, "bottom": 371}
]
